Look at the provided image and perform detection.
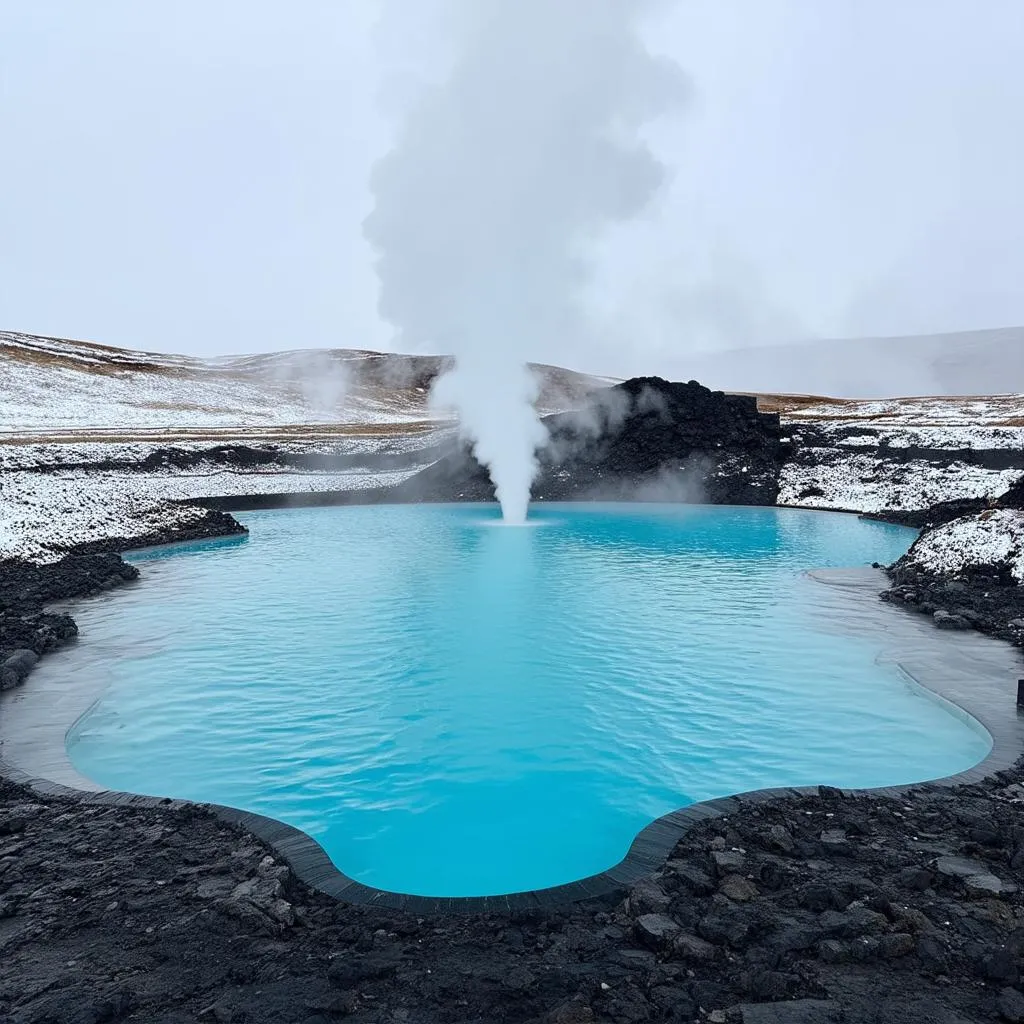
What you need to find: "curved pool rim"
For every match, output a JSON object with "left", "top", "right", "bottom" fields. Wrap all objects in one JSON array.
[{"left": 1, "top": 523, "right": 1023, "bottom": 915}]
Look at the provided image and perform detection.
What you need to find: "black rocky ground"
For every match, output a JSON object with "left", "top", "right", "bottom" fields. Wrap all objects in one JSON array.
[
  {"left": 382, "top": 378, "right": 789, "bottom": 507},
  {"left": 875, "top": 479, "right": 1024, "bottom": 651},
  {"left": 5, "top": 766, "right": 1024, "bottom": 1023},
  {"left": 64, "top": 507, "right": 248, "bottom": 560}
]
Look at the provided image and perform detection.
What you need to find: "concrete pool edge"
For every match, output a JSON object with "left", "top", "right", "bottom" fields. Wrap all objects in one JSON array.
[{"left": 2, "top": 567, "right": 1022, "bottom": 915}]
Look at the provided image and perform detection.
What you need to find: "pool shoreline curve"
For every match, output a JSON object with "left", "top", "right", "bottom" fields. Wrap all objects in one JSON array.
[{"left": 2, "top": 540, "right": 1021, "bottom": 914}]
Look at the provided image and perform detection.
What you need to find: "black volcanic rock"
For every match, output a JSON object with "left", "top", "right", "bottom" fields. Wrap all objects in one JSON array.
[
  {"left": 881, "top": 556, "right": 1024, "bottom": 649},
  {"left": 25, "top": 442, "right": 448, "bottom": 477},
  {"left": 392, "top": 377, "right": 789, "bottom": 506},
  {"left": 0, "top": 512, "right": 246, "bottom": 684},
  {"left": 875, "top": 477, "right": 1024, "bottom": 646},
  {"left": 0, "top": 553, "right": 138, "bottom": 683},
  {"left": 65, "top": 506, "right": 247, "bottom": 559},
  {"left": 6, "top": 760, "right": 1024, "bottom": 1023},
  {"left": 0, "top": 552, "right": 137, "bottom": 611},
  {"left": 869, "top": 475, "right": 1024, "bottom": 530}
]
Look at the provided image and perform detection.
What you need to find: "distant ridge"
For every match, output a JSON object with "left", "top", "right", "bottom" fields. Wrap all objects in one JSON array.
[{"left": 681, "top": 326, "right": 1024, "bottom": 398}]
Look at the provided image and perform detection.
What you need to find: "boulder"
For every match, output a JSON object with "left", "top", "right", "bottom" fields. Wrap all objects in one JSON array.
[
  {"left": 999, "top": 987, "right": 1024, "bottom": 1024},
  {"left": 765, "top": 825, "right": 795, "bottom": 854},
  {"left": 671, "top": 932, "right": 718, "bottom": 962},
  {"left": 626, "top": 877, "right": 671, "bottom": 916},
  {"left": 733, "top": 1000, "right": 840, "bottom": 1024},
  {"left": 934, "top": 855, "right": 1017, "bottom": 894},
  {"left": 877, "top": 933, "right": 915, "bottom": 959},
  {"left": 670, "top": 861, "right": 715, "bottom": 895},
  {"left": 819, "top": 829, "right": 848, "bottom": 848},
  {"left": 719, "top": 874, "right": 760, "bottom": 903},
  {"left": 818, "top": 907, "right": 888, "bottom": 940},
  {"left": 2, "top": 648, "right": 38, "bottom": 681},
  {"left": 711, "top": 849, "right": 746, "bottom": 877},
  {"left": 934, "top": 610, "right": 972, "bottom": 630},
  {"left": 327, "top": 952, "right": 401, "bottom": 990},
  {"left": 635, "top": 913, "right": 681, "bottom": 950}
]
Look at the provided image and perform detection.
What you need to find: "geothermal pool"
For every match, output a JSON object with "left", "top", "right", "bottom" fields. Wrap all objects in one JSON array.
[{"left": 63, "top": 503, "right": 988, "bottom": 896}]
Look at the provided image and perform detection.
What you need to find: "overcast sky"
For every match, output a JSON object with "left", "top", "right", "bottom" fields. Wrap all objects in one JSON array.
[{"left": 1, "top": 1, "right": 1022, "bottom": 377}]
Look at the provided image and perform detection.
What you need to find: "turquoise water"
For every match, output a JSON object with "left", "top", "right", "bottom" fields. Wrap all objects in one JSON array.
[{"left": 66, "top": 503, "right": 989, "bottom": 896}]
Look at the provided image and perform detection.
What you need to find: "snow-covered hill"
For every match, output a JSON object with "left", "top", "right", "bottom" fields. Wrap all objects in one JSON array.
[{"left": 0, "top": 330, "right": 613, "bottom": 433}]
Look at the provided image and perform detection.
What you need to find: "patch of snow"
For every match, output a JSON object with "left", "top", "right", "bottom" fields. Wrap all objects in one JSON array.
[
  {"left": 0, "top": 330, "right": 604, "bottom": 432},
  {"left": 799, "top": 422, "right": 1024, "bottom": 451},
  {"left": 778, "top": 454, "right": 1022, "bottom": 513},
  {"left": 905, "top": 509, "right": 1024, "bottom": 582},
  {"left": 781, "top": 394, "right": 1024, "bottom": 428},
  {"left": 0, "top": 483, "right": 223, "bottom": 564}
]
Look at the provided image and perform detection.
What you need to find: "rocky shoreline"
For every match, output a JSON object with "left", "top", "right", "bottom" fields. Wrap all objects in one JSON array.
[
  {"left": 0, "top": 510, "right": 247, "bottom": 696},
  {"left": 5, "top": 745, "right": 1024, "bottom": 1023},
  {"left": 873, "top": 479, "right": 1024, "bottom": 652},
  {"left": 881, "top": 558, "right": 1024, "bottom": 652}
]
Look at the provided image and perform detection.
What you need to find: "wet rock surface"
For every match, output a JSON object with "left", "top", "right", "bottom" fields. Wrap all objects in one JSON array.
[{"left": 5, "top": 770, "right": 1024, "bottom": 1022}]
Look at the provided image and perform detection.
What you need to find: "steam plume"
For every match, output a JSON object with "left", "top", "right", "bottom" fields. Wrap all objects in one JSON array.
[{"left": 364, "top": 0, "right": 685, "bottom": 522}]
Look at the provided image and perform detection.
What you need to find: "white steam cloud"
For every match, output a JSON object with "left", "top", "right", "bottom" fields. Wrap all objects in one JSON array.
[{"left": 364, "top": 0, "right": 685, "bottom": 522}]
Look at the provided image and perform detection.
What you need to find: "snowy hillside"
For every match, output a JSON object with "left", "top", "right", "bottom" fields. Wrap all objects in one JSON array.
[
  {"left": 769, "top": 392, "right": 1024, "bottom": 514},
  {"left": 0, "top": 331, "right": 613, "bottom": 433}
]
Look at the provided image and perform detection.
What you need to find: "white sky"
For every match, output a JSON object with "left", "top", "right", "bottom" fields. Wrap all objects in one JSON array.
[{"left": 1, "top": 1, "right": 1022, "bottom": 377}]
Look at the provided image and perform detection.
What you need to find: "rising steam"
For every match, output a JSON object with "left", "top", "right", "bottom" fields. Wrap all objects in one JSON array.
[{"left": 364, "top": 0, "right": 685, "bottom": 522}]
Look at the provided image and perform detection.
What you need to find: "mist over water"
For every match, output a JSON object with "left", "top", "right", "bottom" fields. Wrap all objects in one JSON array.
[{"left": 364, "top": 0, "right": 686, "bottom": 522}]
